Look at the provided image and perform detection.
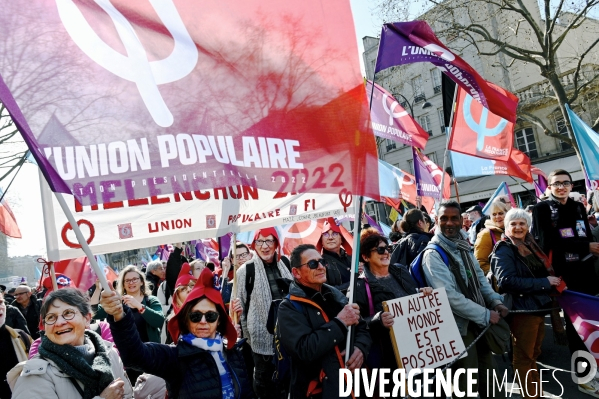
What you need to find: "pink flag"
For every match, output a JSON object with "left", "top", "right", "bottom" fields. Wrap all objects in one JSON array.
[
  {"left": 0, "top": 0, "right": 379, "bottom": 206},
  {"left": 366, "top": 81, "right": 429, "bottom": 149}
]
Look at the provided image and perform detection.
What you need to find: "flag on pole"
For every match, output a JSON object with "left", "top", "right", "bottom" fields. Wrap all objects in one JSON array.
[
  {"left": 366, "top": 80, "right": 429, "bottom": 149},
  {"left": 482, "top": 182, "right": 516, "bottom": 214},
  {"left": 377, "top": 160, "right": 418, "bottom": 206},
  {"left": 412, "top": 148, "right": 450, "bottom": 199},
  {"left": 0, "top": 0, "right": 379, "bottom": 205},
  {"left": 389, "top": 207, "right": 400, "bottom": 224},
  {"left": 449, "top": 87, "right": 514, "bottom": 161},
  {"left": 567, "top": 104, "right": 599, "bottom": 180},
  {"left": 534, "top": 182, "right": 545, "bottom": 202},
  {"left": 375, "top": 21, "right": 518, "bottom": 123},
  {"left": 0, "top": 187, "right": 21, "bottom": 238},
  {"left": 450, "top": 149, "right": 533, "bottom": 183}
]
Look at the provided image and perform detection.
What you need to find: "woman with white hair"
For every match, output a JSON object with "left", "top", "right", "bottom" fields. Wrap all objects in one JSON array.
[
  {"left": 490, "top": 208, "right": 562, "bottom": 399},
  {"left": 474, "top": 200, "right": 510, "bottom": 276}
]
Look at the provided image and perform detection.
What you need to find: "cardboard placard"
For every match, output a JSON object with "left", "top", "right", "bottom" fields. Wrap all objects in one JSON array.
[{"left": 383, "top": 287, "right": 465, "bottom": 371}]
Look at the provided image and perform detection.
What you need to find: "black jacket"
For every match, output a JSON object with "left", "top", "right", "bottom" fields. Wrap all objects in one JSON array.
[
  {"left": 108, "top": 309, "right": 254, "bottom": 399},
  {"left": 12, "top": 298, "right": 42, "bottom": 339},
  {"left": 354, "top": 264, "right": 418, "bottom": 369},
  {"left": 145, "top": 271, "right": 162, "bottom": 297},
  {"left": 490, "top": 240, "right": 552, "bottom": 312},
  {"left": 390, "top": 229, "right": 433, "bottom": 266},
  {"left": 278, "top": 282, "right": 371, "bottom": 399},
  {"left": 532, "top": 197, "right": 599, "bottom": 294},
  {"left": 322, "top": 249, "right": 351, "bottom": 293},
  {"left": 5, "top": 305, "right": 30, "bottom": 335},
  {"left": 165, "top": 246, "right": 188, "bottom": 293}
]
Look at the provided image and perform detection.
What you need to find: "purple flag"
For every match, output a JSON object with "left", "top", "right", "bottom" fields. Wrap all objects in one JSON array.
[
  {"left": 534, "top": 182, "right": 544, "bottom": 203},
  {"left": 558, "top": 290, "right": 599, "bottom": 367},
  {"left": 218, "top": 233, "right": 232, "bottom": 261},
  {"left": 412, "top": 148, "right": 442, "bottom": 200},
  {"left": 366, "top": 81, "right": 429, "bottom": 149},
  {"left": 375, "top": 21, "right": 518, "bottom": 123},
  {"left": 537, "top": 174, "right": 548, "bottom": 193},
  {"left": 364, "top": 214, "right": 383, "bottom": 234}
]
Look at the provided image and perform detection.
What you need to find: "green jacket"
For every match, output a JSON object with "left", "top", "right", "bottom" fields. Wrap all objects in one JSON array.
[{"left": 93, "top": 295, "right": 163, "bottom": 343}]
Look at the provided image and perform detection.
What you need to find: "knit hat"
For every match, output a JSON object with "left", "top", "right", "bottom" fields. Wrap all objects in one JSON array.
[
  {"left": 250, "top": 227, "right": 281, "bottom": 261},
  {"left": 316, "top": 217, "right": 353, "bottom": 255},
  {"left": 168, "top": 268, "right": 237, "bottom": 349}
]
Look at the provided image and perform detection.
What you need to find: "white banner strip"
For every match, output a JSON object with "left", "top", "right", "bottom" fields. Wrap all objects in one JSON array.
[{"left": 40, "top": 172, "right": 354, "bottom": 261}]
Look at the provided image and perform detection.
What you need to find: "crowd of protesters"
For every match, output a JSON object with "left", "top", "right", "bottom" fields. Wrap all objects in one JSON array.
[{"left": 1, "top": 168, "right": 599, "bottom": 399}]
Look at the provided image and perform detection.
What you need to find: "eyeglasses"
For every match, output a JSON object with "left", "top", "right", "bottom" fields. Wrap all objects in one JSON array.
[
  {"left": 124, "top": 277, "right": 140, "bottom": 284},
  {"left": 299, "top": 258, "right": 327, "bottom": 270},
  {"left": 372, "top": 245, "right": 393, "bottom": 255},
  {"left": 235, "top": 252, "right": 249, "bottom": 260},
  {"left": 323, "top": 231, "right": 340, "bottom": 239},
  {"left": 44, "top": 309, "right": 78, "bottom": 325},
  {"left": 189, "top": 311, "right": 220, "bottom": 323},
  {"left": 549, "top": 181, "right": 572, "bottom": 188},
  {"left": 254, "top": 239, "right": 274, "bottom": 247}
]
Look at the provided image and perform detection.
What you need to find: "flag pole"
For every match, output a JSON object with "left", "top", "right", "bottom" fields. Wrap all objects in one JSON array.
[
  {"left": 345, "top": 195, "right": 363, "bottom": 362},
  {"left": 509, "top": 176, "right": 540, "bottom": 202},
  {"left": 230, "top": 233, "right": 238, "bottom": 324},
  {"left": 49, "top": 262, "right": 58, "bottom": 291},
  {"left": 437, "top": 85, "right": 459, "bottom": 212},
  {"left": 453, "top": 178, "right": 461, "bottom": 204},
  {"left": 53, "top": 192, "right": 111, "bottom": 292}
]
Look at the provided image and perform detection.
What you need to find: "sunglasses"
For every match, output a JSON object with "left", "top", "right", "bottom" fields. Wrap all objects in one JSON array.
[
  {"left": 372, "top": 245, "right": 393, "bottom": 255},
  {"left": 299, "top": 258, "right": 327, "bottom": 269},
  {"left": 189, "top": 311, "right": 220, "bottom": 323}
]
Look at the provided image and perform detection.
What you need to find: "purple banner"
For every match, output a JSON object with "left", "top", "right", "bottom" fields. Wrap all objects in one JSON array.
[
  {"left": 413, "top": 148, "right": 442, "bottom": 199},
  {"left": 375, "top": 21, "right": 518, "bottom": 123}
]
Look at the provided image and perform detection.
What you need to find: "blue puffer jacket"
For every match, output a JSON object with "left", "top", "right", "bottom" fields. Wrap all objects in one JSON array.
[
  {"left": 490, "top": 239, "right": 552, "bottom": 312},
  {"left": 108, "top": 309, "right": 254, "bottom": 399}
]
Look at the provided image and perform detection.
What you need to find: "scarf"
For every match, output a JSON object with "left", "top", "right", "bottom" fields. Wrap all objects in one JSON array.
[
  {"left": 505, "top": 232, "right": 554, "bottom": 275},
  {"left": 504, "top": 232, "right": 568, "bottom": 345},
  {"left": 181, "top": 333, "right": 235, "bottom": 399},
  {"left": 38, "top": 330, "right": 114, "bottom": 399},
  {"left": 244, "top": 256, "right": 293, "bottom": 355},
  {"left": 446, "top": 236, "right": 486, "bottom": 307}
]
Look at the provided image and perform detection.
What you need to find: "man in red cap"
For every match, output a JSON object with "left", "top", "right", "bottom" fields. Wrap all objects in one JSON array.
[
  {"left": 318, "top": 218, "right": 352, "bottom": 294},
  {"left": 234, "top": 227, "right": 293, "bottom": 399}
]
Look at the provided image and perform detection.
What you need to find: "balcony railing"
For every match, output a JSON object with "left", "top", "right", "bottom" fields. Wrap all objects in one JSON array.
[
  {"left": 433, "top": 85, "right": 442, "bottom": 94},
  {"left": 414, "top": 94, "right": 427, "bottom": 104}
]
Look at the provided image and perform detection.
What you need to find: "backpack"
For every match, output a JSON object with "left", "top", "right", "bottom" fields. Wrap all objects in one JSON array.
[
  {"left": 244, "top": 256, "right": 291, "bottom": 315},
  {"left": 272, "top": 295, "right": 303, "bottom": 383},
  {"left": 409, "top": 243, "right": 449, "bottom": 288}
]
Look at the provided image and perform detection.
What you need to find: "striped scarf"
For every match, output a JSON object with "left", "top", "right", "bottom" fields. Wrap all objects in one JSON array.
[{"left": 447, "top": 236, "right": 486, "bottom": 307}]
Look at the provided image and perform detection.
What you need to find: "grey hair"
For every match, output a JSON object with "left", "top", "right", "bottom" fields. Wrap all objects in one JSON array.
[
  {"left": 40, "top": 288, "right": 91, "bottom": 321},
  {"left": 146, "top": 260, "right": 163, "bottom": 273},
  {"left": 504, "top": 208, "right": 531, "bottom": 229}
]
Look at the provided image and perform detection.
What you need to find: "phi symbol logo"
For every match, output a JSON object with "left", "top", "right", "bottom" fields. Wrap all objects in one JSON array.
[
  {"left": 382, "top": 94, "right": 409, "bottom": 126},
  {"left": 463, "top": 95, "right": 508, "bottom": 152},
  {"left": 55, "top": 0, "right": 198, "bottom": 127}
]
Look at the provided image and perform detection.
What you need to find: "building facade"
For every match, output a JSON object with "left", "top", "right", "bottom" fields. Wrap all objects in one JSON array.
[{"left": 363, "top": 1, "right": 599, "bottom": 208}]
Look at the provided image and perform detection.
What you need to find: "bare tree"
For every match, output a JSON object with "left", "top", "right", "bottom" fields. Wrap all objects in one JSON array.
[{"left": 374, "top": 0, "right": 599, "bottom": 163}]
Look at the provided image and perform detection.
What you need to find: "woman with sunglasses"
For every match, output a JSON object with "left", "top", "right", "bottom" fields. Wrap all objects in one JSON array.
[
  {"left": 354, "top": 228, "right": 433, "bottom": 370},
  {"left": 9, "top": 288, "right": 132, "bottom": 399},
  {"left": 100, "top": 267, "right": 254, "bottom": 399}
]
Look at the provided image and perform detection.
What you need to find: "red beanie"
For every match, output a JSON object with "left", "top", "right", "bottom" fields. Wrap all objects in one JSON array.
[
  {"left": 167, "top": 268, "right": 237, "bottom": 349},
  {"left": 250, "top": 227, "right": 281, "bottom": 261}
]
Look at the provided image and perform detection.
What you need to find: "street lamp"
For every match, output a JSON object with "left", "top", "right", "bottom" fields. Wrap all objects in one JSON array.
[{"left": 391, "top": 92, "right": 432, "bottom": 117}]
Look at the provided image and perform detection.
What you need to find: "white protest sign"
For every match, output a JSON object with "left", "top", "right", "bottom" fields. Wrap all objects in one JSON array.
[
  {"left": 383, "top": 287, "right": 465, "bottom": 372},
  {"left": 40, "top": 171, "right": 354, "bottom": 261}
]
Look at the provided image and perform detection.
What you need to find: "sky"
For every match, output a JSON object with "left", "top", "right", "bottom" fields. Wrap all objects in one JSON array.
[{"left": 1, "top": 1, "right": 384, "bottom": 258}]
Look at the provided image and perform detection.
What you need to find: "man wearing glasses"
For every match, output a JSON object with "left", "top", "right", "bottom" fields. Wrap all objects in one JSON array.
[
  {"left": 11, "top": 286, "right": 42, "bottom": 339},
  {"left": 278, "top": 243, "right": 370, "bottom": 399},
  {"left": 234, "top": 227, "right": 293, "bottom": 399},
  {"left": 531, "top": 169, "right": 599, "bottom": 397},
  {"left": 317, "top": 218, "right": 352, "bottom": 294}
]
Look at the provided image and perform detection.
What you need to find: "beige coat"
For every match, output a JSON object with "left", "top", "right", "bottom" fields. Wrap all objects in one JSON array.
[
  {"left": 474, "top": 220, "right": 504, "bottom": 275},
  {"left": 6, "top": 325, "right": 31, "bottom": 363},
  {"left": 7, "top": 340, "right": 132, "bottom": 399}
]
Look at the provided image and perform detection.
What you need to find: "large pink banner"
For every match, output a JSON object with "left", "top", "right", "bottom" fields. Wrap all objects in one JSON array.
[{"left": 0, "top": 0, "right": 379, "bottom": 205}]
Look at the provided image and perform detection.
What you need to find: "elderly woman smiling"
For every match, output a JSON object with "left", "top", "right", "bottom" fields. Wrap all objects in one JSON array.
[
  {"left": 100, "top": 268, "right": 254, "bottom": 399},
  {"left": 490, "top": 208, "right": 562, "bottom": 399},
  {"left": 9, "top": 288, "right": 131, "bottom": 399}
]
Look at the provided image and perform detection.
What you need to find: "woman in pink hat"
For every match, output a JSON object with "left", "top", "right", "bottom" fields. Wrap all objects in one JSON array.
[{"left": 100, "top": 268, "right": 254, "bottom": 399}]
